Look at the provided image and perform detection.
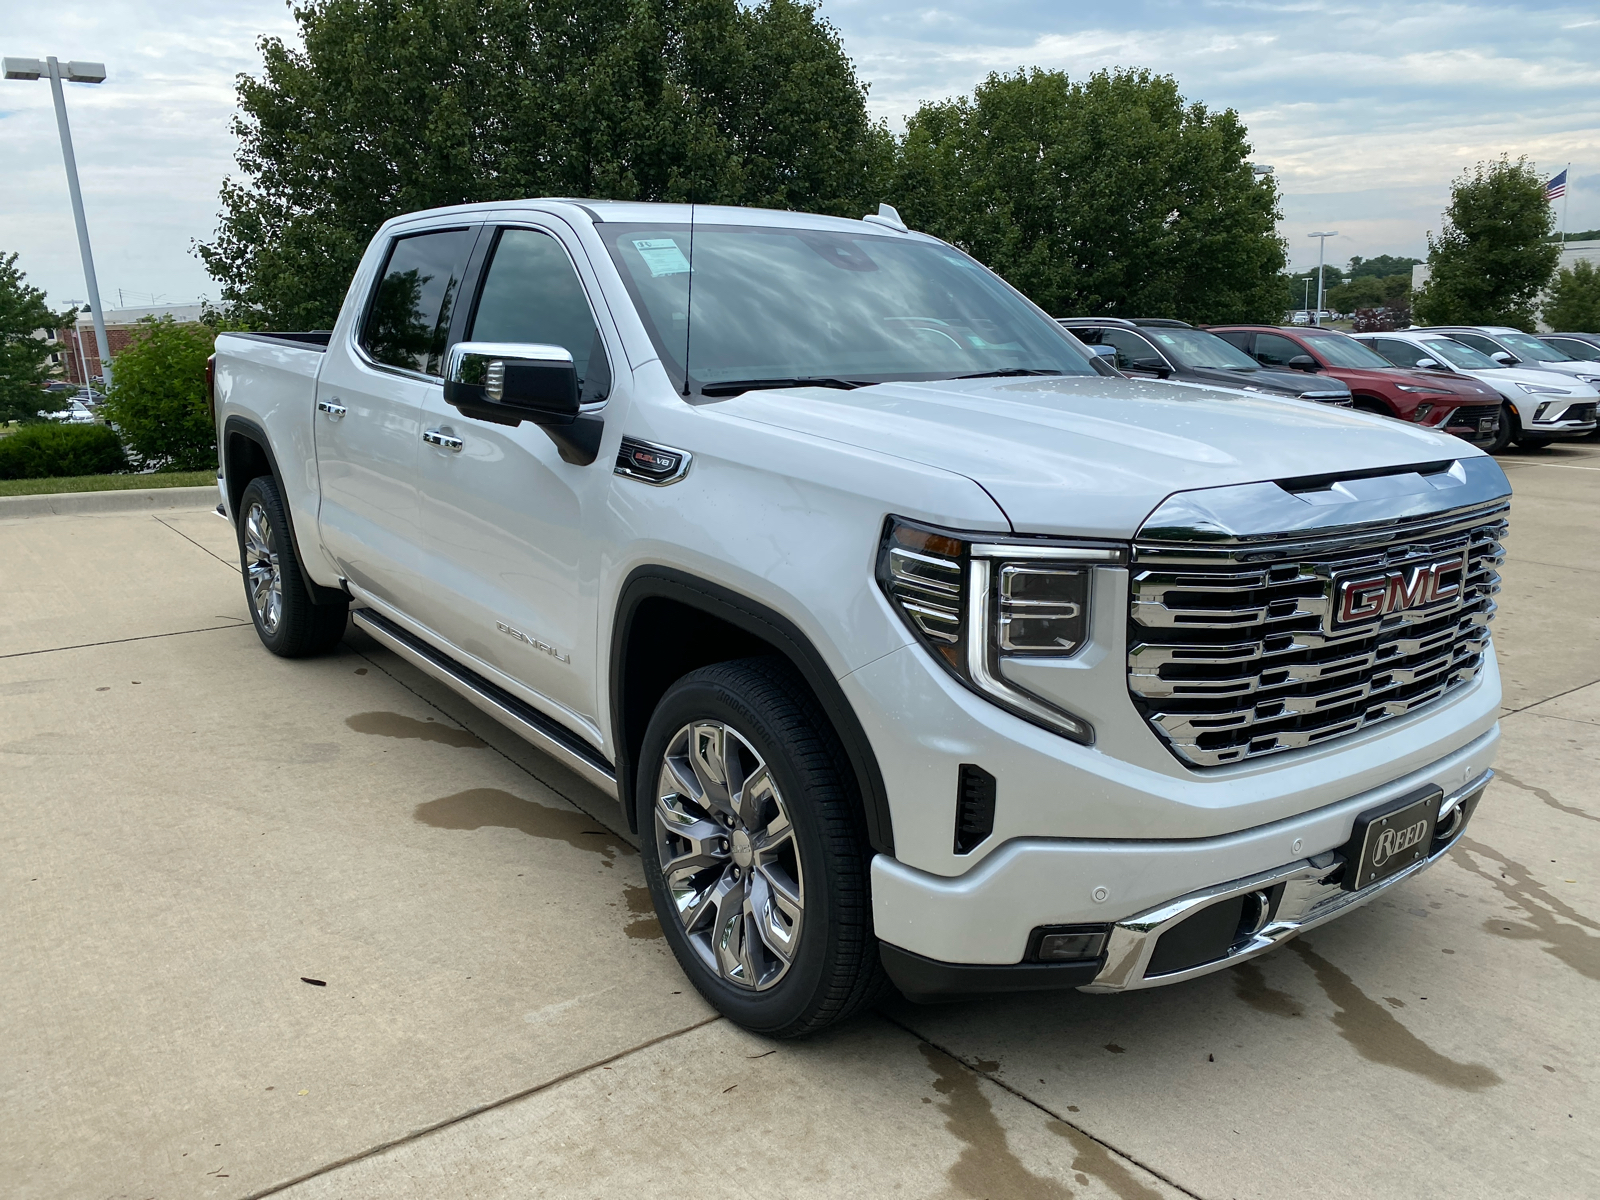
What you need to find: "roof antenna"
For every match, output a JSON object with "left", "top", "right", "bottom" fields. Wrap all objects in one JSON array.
[{"left": 682, "top": 198, "right": 695, "bottom": 396}]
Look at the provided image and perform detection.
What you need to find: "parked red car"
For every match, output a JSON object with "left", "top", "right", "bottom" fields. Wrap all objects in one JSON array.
[{"left": 1208, "top": 325, "right": 1503, "bottom": 447}]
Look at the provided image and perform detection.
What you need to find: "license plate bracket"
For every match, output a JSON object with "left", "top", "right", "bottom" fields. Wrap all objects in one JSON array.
[
  {"left": 1478, "top": 416, "right": 1497, "bottom": 433},
  {"left": 1339, "top": 785, "right": 1442, "bottom": 891}
]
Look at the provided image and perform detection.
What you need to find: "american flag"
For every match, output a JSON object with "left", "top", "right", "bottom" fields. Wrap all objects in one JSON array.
[{"left": 1547, "top": 169, "right": 1568, "bottom": 201}]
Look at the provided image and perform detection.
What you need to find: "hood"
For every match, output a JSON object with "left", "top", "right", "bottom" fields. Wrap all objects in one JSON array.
[
  {"left": 1477, "top": 365, "right": 1600, "bottom": 397},
  {"left": 1516, "top": 358, "right": 1600, "bottom": 383},
  {"left": 1181, "top": 364, "right": 1348, "bottom": 398},
  {"left": 1331, "top": 365, "right": 1500, "bottom": 399},
  {"left": 716, "top": 375, "right": 1480, "bottom": 539}
]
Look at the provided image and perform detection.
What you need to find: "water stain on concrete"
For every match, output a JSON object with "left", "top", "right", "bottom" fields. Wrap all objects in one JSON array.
[
  {"left": 1453, "top": 837, "right": 1600, "bottom": 982},
  {"left": 917, "top": 1043, "right": 1072, "bottom": 1199},
  {"left": 347, "top": 711, "right": 486, "bottom": 748},
  {"left": 1494, "top": 768, "right": 1599, "bottom": 825},
  {"left": 1231, "top": 960, "right": 1303, "bottom": 1018},
  {"left": 415, "top": 789, "right": 631, "bottom": 861},
  {"left": 1048, "top": 1123, "right": 1165, "bottom": 1200},
  {"left": 1288, "top": 940, "right": 1501, "bottom": 1091},
  {"left": 622, "top": 883, "right": 663, "bottom": 940}
]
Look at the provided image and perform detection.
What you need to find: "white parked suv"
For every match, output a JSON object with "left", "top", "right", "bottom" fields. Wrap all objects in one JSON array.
[
  {"left": 1357, "top": 330, "right": 1598, "bottom": 451},
  {"left": 211, "top": 200, "right": 1508, "bottom": 1036}
]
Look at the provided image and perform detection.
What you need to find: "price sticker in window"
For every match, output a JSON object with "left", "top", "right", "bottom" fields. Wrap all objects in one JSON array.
[{"left": 632, "top": 238, "right": 692, "bottom": 277}]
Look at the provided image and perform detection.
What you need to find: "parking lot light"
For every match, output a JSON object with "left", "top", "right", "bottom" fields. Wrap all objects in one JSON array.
[
  {"left": 1308, "top": 231, "right": 1339, "bottom": 327},
  {"left": 4, "top": 55, "right": 113, "bottom": 388}
]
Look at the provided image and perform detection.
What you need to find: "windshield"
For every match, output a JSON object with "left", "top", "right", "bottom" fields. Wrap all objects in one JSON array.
[
  {"left": 1142, "top": 327, "right": 1259, "bottom": 370},
  {"left": 1497, "top": 330, "right": 1572, "bottom": 362},
  {"left": 1423, "top": 338, "right": 1500, "bottom": 370},
  {"left": 601, "top": 223, "right": 1098, "bottom": 393},
  {"left": 1301, "top": 331, "right": 1395, "bottom": 370}
]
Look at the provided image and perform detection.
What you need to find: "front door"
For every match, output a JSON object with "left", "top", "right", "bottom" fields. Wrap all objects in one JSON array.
[
  {"left": 315, "top": 225, "right": 477, "bottom": 618},
  {"left": 413, "top": 222, "right": 619, "bottom": 735}
]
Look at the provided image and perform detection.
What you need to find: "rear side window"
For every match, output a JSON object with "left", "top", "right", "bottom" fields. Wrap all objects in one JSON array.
[
  {"left": 1211, "top": 330, "right": 1254, "bottom": 353},
  {"left": 468, "top": 228, "right": 611, "bottom": 403},
  {"left": 1449, "top": 332, "right": 1502, "bottom": 358},
  {"left": 1370, "top": 338, "right": 1425, "bottom": 367},
  {"left": 361, "top": 229, "right": 475, "bottom": 376},
  {"left": 1254, "top": 332, "right": 1305, "bottom": 367}
]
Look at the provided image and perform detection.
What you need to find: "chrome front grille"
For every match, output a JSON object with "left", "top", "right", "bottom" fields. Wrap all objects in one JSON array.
[{"left": 1128, "top": 502, "right": 1507, "bottom": 767}]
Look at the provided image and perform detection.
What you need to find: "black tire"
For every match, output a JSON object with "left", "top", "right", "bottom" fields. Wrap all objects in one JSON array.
[
  {"left": 1484, "top": 402, "right": 1516, "bottom": 455},
  {"left": 236, "top": 474, "right": 348, "bottom": 658},
  {"left": 637, "top": 657, "right": 887, "bottom": 1038}
]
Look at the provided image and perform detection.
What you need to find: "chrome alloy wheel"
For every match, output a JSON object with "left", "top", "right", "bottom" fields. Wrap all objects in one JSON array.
[
  {"left": 243, "top": 501, "right": 283, "bottom": 634},
  {"left": 654, "top": 721, "right": 805, "bottom": 990}
]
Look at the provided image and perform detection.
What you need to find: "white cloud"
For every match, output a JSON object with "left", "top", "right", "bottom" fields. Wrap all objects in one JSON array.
[{"left": 2, "top": 0, "right": 1595, "bottom": 303}]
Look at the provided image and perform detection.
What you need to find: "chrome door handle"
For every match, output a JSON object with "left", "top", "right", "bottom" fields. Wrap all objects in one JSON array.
[
  {"left": 317, "top": 400, "right": 346, "bottom": 419},
  {"left": 423, "top": 429, "right": 463, "bottom": 452}
]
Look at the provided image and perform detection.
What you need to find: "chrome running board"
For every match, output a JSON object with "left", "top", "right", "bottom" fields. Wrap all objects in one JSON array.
[{"left": 350, "top": 607, "right": 619, "bottom": 799}]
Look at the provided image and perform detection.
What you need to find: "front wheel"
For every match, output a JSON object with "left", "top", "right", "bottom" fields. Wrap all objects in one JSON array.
[
  {"left": 236, "top": 475, "right": 348, "bottom": 657},
  {"left": 1484, "top": 402, "right": 1517, "bottom": 454},
  {"left": 637, "top": 658, "right": 885, "bottom": 1037}
]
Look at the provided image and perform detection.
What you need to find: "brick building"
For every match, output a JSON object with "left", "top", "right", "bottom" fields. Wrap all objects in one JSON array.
[{"left": 55, "top": 303, "right": 206, "bottom": 384}]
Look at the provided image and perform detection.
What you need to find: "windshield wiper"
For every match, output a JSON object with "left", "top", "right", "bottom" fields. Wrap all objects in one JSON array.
[
  {"left": 952, "top": 368, "right": 1064, "bottom": 379},
  {"left": 698, "top": 377, "right": 870, "bottom": 397}
]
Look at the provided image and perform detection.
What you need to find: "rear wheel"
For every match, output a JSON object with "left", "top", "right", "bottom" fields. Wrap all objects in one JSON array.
[
  {"left": 236, "top": 475, "right": 348, "bottom": 657},
  {"left": 637, "top": 657, "right": 886, "bottom": 1037}
]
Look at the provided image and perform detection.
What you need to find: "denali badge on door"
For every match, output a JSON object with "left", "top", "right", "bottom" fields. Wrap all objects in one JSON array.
[{"left": 1339, "top": 785, "right": 1442, "bottom": 891}]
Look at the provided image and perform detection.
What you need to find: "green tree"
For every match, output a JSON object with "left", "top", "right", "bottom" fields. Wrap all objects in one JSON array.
[
  {"left": 1346, "top": 254, "right": 1420, "bottom": 281},
  {"left": 1327, "top": 273, "right": 1410, "bottom": 313},
  {"left": 198, "top": 0, "right": 888, "bottom": 329},
  {"left": 1542, "top": 260, "right": 1600, "bottom": 331},
  {"left": 889, "top": 68, "right": 1287, "bottom": 323},
  {"left": 1414, "top": 157, "right": 1560, "bottom": 329},
  {"left": 99, "top": 318, "right": 217, "bottom": 471},
  {"left": 1, "top": 253, "right": 77, "bottom": 425}
]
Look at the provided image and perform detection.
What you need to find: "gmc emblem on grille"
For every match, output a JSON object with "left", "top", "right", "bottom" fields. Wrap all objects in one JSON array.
[{"left": 1331, "top": 551, "right": 1468, "bottom": 629}]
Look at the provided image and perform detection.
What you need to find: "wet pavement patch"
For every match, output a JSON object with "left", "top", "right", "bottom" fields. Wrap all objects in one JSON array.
[
  {"left": 1288, "top": 940, "right": 1501, "bottom": 1091},
  {"left": 1231, "top": 960, "right": 1304, "bottom": 1018},
  {"left": 346, "top": 711, "right": 486, "bottom": 748},
  {"left": 622, "top": 884, "right": 663, "bottom": 939},
  {"left": 415, "top": 788, "right": 630, "bottom": 861},
  {"left": 1453, "top": 837, "right": 1600, "bottom": 982}
]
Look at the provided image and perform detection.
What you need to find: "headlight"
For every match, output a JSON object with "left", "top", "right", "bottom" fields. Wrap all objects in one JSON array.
[
  {"left": 877, "top": 517, "right": 1124, "bottom": 744},
  {"left": 1577, "top": 375, "right": 1600, "bottom": 385},
  {"left": 1395, "top": 384, "right": 1447, "bottom": 394},
  {"left": 1519, "top": 383, "right": 1570, "bottom": 396}
]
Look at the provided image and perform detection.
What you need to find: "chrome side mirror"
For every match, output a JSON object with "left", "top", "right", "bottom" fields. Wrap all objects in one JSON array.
[
  {"left": 442, "top": 341, "right": 601, "bottom": 465},
  {"left": 1414, "top": 358, "right": 1439, "bottom": 370}
]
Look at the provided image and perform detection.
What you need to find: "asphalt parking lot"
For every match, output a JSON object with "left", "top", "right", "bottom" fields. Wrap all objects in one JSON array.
[{"left": 4, "top": 441, "right": 1598, "bottom": 1199}]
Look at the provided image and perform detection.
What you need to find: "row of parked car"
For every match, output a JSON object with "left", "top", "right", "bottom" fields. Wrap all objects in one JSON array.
[{"left": 1060, "top": 319, "right": 1600, "bottom": 454}]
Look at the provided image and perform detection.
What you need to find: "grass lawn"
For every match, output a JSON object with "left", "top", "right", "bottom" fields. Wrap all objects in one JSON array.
[{"left": 0, "top": 470, "right": 217, "bottom": 498}]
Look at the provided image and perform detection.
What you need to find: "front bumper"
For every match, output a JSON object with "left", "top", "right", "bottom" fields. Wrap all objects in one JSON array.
[{"left": 1082, "top": 768, "right": 1490, "bottom": 992}]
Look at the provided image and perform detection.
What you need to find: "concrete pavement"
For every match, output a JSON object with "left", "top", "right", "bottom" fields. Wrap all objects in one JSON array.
[{"left": 3, "top": 442, "right": 1597, "bottom": 1198}]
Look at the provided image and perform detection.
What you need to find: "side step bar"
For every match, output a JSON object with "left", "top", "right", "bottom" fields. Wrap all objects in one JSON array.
[{"left": 350, "top": 607, "right": 619, "bottom": 799}]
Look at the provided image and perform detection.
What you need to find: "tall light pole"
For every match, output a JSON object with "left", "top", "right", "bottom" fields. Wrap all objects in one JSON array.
[
  {"left": 4, "top": 55, "right": 113, "bottom": 389},
  {"left": 1308, "top": 231, "right": 1338, "bottom": 327}
]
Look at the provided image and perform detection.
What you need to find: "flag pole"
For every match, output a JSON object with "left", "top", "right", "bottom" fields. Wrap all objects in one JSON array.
[{"left": 1562, "top": 162, "right": 1570, "bottom": 245}]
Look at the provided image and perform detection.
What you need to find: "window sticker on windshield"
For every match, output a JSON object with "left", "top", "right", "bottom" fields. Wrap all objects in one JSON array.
[{"left": 632, "top": 238, "right": 692, "bottom": 277}]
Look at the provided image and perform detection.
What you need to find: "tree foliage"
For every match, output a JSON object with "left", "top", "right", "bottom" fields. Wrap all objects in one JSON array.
[
  {"left": 100, "top": 318, "right": 218, "bottom": 471},
  {"left": 1414, "top": 157, "right": 1560, "bottom": 329},
  {"left": 1346, "top": 254, "right": 1420, "bottom": 281},
  {"left": 1, "top": 253, "right": 77, "bottom": 425},
  {"left": 1542, "top": 260, "right": 1600, "bottom": 332},
  {"left": 199, "top": 0, "right": 889, "bottom": 328},
  {"left": 0, "top": 422, "right": 126, "bottom": 480},
  {"left": 1327, "top": 273, "right": 1410, "bottom": 313},
  {"left": 888, "top": 68, "right": 1286, "bottom": 323}
]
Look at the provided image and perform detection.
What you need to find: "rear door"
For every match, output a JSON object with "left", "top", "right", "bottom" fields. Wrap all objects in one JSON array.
[
  {"left": 315, "top": 225, "right": 478, "bottom": 617},
  {"left": 412, "top": 221, "right": 619, "bottom": 733}
]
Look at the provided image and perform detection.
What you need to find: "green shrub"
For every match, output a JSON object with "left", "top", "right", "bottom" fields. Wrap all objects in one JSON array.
[
  {"left": 100, "top": 317, "right": 217, "bottom": 471},
  {"left": 0, "top": 422, "right": 127, "bottom": 479}
]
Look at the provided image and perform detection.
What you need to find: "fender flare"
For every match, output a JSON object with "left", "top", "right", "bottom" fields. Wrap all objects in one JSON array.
[
  {"left": 610, "top": 566, "right": 894, "bottom": 856},
  {"left": 222, "top": 415, "right": 346, "bottom": 606}
]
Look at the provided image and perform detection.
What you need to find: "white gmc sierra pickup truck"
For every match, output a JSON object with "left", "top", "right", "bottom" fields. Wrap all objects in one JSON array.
[{"left": 212, "top": 200, "right": 1509, "bottom": 1037}]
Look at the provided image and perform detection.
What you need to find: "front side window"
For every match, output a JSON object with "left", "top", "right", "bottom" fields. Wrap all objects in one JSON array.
[
  {"left": 1369, "top": 338, "right": 1426, "bottom": 367},
  {"left": 361, "top": 228, "right": 474, "bottom": 376},
  {"left": 1301, "top": 331, "right": 1396, "bottom": 369},
  {"left": 468, "top": 228, "right": 611, "bottom": 403},
  {"left": 1447, "top": 332, "right": 1505, "bottom": 359},
  {"left": 1144, "top": 327, "right": 1260, "bottom": 371},
  {"left": 1497, "top": 330, "right": 1571, "bottom": 362},
  {"left": 1253, "top": 332, "right": 1306, "bottom": 367},
  {"left": 1100, "top": 328, "right": 1164, "bottom": 369},
  {"left": 601, "top": 223, "right": 1097, "bottom": 394},
  {"left": 1423, "top": 338, "right": 1500, "bottom": 370}
]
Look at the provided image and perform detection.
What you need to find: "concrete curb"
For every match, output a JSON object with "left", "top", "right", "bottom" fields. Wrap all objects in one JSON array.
[{"left": 0, "top": 485, "right": 219, "bottom": 519}]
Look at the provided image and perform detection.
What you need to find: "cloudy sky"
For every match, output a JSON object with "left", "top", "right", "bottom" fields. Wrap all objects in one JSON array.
[{"left": 3, "top": 0, "right": 1597, "bottom": 310}]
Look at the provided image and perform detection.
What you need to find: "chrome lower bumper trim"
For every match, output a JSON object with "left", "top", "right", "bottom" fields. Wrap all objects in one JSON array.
[{"left": 1080, "top": 769, "right": 1494, "bottom": 993}]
